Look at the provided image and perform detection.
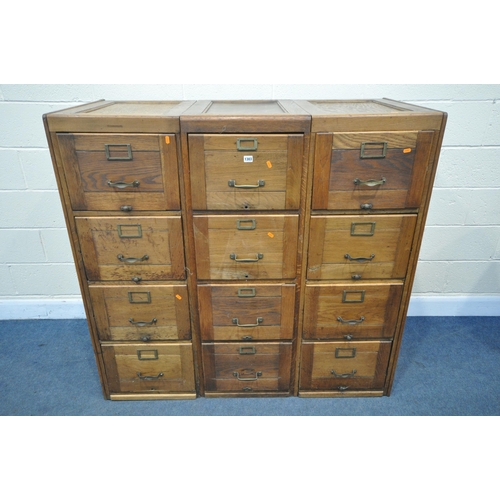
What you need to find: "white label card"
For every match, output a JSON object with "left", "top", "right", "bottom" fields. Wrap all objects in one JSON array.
[{"left": 243, "top": 155, "right": 254, "bottom": 163}]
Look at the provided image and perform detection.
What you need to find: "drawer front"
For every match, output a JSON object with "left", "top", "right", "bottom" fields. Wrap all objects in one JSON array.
[
  {"left": 76, "top": 216, "right": 185, "bottom": 281},
  {"left": 57, "top": 133, "right": 180, "bottom": 211},
  {"left": 102, "top": 343, "right": 196, "bottom": 394},
  {"left": 90, "top": 283, "right": 191, "bottom": 342},
  {"left": 193, "top": 214, "right": 298, "bottom": 280},
  {"left": 202, "top": 342, "right": 292, "bottom": 393},
  {"left": 312, "top": 131, "right": 434, "bottom": 210},
  {"left": 303, "top": 283, "right": 403, "bottom": 340},
  {"left": 299, "top": 340, "right": 391, "bottom": 392},
  {"left": 198, "top": 283, "right": 295, "bottom": 341},
  {"left": 307, "top": 214, "right": 416, "bottom": 280},
  {"left": 189, "top": 134, "right": 303, "bottom": 210}
]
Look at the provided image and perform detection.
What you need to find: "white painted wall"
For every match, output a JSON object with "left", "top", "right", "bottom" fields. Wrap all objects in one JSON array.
[{"left": 0, "top": 84, "right": 499, "bottom": 317}]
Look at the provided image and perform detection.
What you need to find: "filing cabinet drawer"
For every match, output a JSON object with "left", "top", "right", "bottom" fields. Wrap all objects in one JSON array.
[
  {"left": 90, "top": 283, "right": 191, "bottom": 342},
  {"left": 307, "top": 214, "right": 416, "bottom": 280},
  {"left": 303, "top": 283, "right": 403, "bottom": 340},
  {"left": 76, "top": 216, "right": 185, "bottom": 281},
  {"left": 202, "top": 342, "right": 292, "bottom": 393},
  {"left": 56, "top": 133, "right": 181, "bottom": 211},
  {"left": 102, "top": 343, "right": 196, "bottom": 394},
  {"left": 198, "top": 283, "right": 296, "bottom": 341},
  {"left": 312, "top": 130, "right": 434, "bottom": 210},
  {"left": 189, "top": 134, "right": 303, "bottom": 210},
  {"left": 299, "top": 340, "right": 391, "bottom": 391},
  {"left": 193, "top": 214, "right": 298, "bottom": 280}
]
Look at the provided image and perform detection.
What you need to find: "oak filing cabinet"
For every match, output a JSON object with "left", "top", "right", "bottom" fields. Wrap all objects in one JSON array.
[{"left": 43, "top": 98, "right": 447, "bottom": 400}]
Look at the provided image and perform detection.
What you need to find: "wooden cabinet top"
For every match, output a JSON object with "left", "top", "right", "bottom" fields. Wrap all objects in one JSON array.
[
  {"left": 44, "top": 98, "right": 446, "bottom": 134},
  {"left": 44, "top": 100, "right": 196, "bottom": 133},
  {"left": 295, "top": 98, "right": 446, "bottom": 131}
]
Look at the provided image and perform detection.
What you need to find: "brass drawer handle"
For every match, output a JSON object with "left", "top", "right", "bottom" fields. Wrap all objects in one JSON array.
[
  {"left": 228, "top": 179, "right": 265, "bottom": 189},
  {"left": 338, "top": 386, "right": 349, "bottom": 392},
  {"left": 345, "top": 253, "right": 375, "bottom": 263},
  {"left": 233, "top": 371, "right": 262, "bottom": 381},
  {"left": 238, "top": 288, "right": 256, "bottom": 297},
  {"left": 360, "top": 203, "right": 373, "bottom": 210},
  {"left": 107, "top": 180, "right": 140, "bottom": 189},
  {"left": 337, "top": 316, "right": 365, "bottom": 325},
  {"left": 232, "top": 317, "right": 263, "bottom": 327},
  {"left": 331, "top": 369, "right": 357, "bottom": 378},
  {"left": 353, "top": 177, "right": 386, "bottom": 187},
  {"left": 360, "top": 141, "right": 387, "bottom": 159},
  {"left": 129, "top": 318, "right": 157, "bottom": 327},
  {"left": 137, "top": 372, "right": 163, "bottom": 381},
  {"left": 236, "top": 138, "right": 258, "bottom": 151},
  {"left": 105, "top": 143, "right": 133, "bottom": 160},
  {"left": 117, "top": 254, "right": 149, "bottom": 263},
  {"left": 120, "top": 205, "right": 133, "bottom": 212},
  {"left": 230, "top": 253, "right": 263, "bottom": 262}
]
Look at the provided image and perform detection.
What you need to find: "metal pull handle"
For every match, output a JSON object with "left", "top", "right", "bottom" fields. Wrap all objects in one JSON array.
[
  {"left": 131, "top": 276, "right": 142, "bottom": 283},
  {"left": 241, "top": 335, "right": 253, "bottom": 341},
  {"left": 105, "top": 144, "right": 133, "bottom": 160},
  {"left": 236, "top": 138, "right": 258, "bottom": 151},
  {"left": 136, "top": 372, "right": 163, "bottom": 381},
  {"left": 228, "top": 179, "right": 265, "bottom": 189},
  {"left": 107, "top": 180, "right": 140, "bottom": 189},
  {"left": 360, "top": 203, "right": 373, "bottom": 210},
  {"left": 238, "top": 288, "right": 256, "bottom": 297},
  {"left": 232, "top": 317, "right": 263, "bottom": 327},
  {"left": 233, "top": 371, "right": 262, "bottom": 381},
  {"left": 337, "top": 316, "right": 365, "bottom": 325},
  {"left": 129, "top": 318, "right": 157, "bottom": 327},
  {"left": 140, "top": 335, "right": 151, "bottom": 342},
  {"left": 338, "top": 386, "right": 349, "bottom": 391},
  {"left": 230, "top": 253, "right": 263, "bottom": 262},
  {"left": 331, "top": 369, "right": 357, "bottom": 378},
  {"left": 117, "top": 254, "right": 149, "bottom": 263},
  {"left": 353, "top": 177, "right": 386, "bottom": 187},
  {"left": 120, "top": 205, "right": 133, "bottom": 212},
  {"left": 345, "top": 253, "right": 375, "bottom": 263}
]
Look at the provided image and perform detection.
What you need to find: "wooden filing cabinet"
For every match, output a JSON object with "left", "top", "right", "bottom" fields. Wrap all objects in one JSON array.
[
  {"left": 182, "top": 100, "right": 311, "bottom": 396},
  {"left": 296, "top": 99, "right": 446, "bottom": 397},
  {"left": 44, "top": 101, "right": 198, "bottom": 400},
  {"left": 44, "top": 98, "right": 446, "bottom": 400}
]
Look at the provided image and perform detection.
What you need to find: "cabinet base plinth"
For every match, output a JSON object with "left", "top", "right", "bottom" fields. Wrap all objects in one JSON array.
[
  {"left": 110, "top": 393, "right": 197, "bottom": 401},
  {"left": 299, "top": 390, "right": 385, "bottom": 398}
]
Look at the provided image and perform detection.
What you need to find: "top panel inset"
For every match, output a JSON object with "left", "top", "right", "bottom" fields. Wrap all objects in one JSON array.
[
  {"left": 83, "top": 102, "right": 183, "bottom": 116},
  {"left": 203, "top": 101, "right": 287, "bottom": 115},
  {"left": 309, "top": 100, "right": 407, "bottom": 115}
]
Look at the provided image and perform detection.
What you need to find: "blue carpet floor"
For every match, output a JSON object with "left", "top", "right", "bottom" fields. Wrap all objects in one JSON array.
[{"left": 0, "top": 317, "right": 499, "bottom": 416}]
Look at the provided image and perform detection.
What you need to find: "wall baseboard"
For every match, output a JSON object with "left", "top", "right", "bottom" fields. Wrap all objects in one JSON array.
[
  {"left": 0, "top": 299, "right": 86, "bottom": 320},
  {"left": 0, "top": 296, "right": 499, "bottom": 320},
  {"left": 407, "top": 296, "right": 500, "bottom": 317}
]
